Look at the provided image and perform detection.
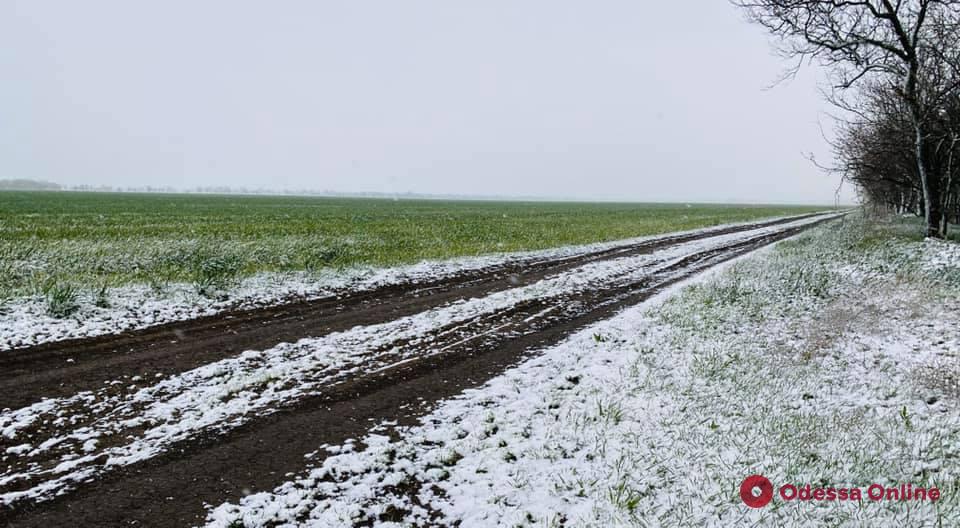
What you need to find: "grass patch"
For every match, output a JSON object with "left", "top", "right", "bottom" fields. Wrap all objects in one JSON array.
[{"left": 41, "top": 279, "right": 80, "bottom": 318}]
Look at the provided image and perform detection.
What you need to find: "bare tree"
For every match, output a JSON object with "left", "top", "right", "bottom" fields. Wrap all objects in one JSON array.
[
  {"left": 734, "top": 0, "right": 960, "bottom": 237},
  {"left": 834, "top": 82, "right": 922, "bottom": 214},
  {"left": 831, "top": 75, "right": 960, "bottom": 225}
]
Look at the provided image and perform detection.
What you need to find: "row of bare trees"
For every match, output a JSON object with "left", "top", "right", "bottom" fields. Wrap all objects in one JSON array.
[
  {"left": 735, "top": 0, "right": 960, "bottom": 237},
  {"left": 835, "top": 79, "right": 960, "bottom": 224}
]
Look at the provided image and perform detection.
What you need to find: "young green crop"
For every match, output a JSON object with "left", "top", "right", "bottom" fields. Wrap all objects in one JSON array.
[{"left": 0, "top": 191, "right": 828, "bottom": 302}]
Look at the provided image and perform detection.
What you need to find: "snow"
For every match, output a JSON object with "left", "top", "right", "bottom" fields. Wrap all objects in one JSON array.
[
  {"left": 0, "top": 215, "right": 835, "bottom": 507},
  {"left": 921, "top": 237, "right": 960, "bottom": 273},
  {"left": 203, "top": 217, "right": 960, "bottom": 527},
  {"left": 0, "top": 213, "right": 832, "bottom": 351}
]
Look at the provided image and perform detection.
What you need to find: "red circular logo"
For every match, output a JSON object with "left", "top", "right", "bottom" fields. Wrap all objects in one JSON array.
[{"left": 740, "top": 475, "right": 773, "bottom": 508}]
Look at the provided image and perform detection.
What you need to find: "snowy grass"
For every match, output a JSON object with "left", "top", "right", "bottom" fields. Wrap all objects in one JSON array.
[{"left": 206, "top": 215, "right": 960, "bottom": 527}]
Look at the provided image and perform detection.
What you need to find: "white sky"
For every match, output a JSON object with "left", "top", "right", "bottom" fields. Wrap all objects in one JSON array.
[{"left": 0, "top": 1, "right": 857, "bottom": 204}]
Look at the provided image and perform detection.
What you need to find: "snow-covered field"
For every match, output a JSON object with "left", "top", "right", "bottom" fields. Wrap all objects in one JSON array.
[
  {"left": 207, "top": 217, "right": 960, "bottom": 527},
  {"left": 0, "top": 213, "right": 827, "bottom": 351},
  {"left": 0, "top": 214, "right": 831, "bottom": 507}
]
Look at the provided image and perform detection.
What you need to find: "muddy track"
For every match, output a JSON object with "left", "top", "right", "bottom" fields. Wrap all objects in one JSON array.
[
  {"left": 0, "top": 216, "right": 837, "bottom": 527},
  {"left": 0, "top": 212, "right": 828, "bottom": 410}
]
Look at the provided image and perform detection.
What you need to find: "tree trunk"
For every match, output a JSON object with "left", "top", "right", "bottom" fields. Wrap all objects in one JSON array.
[
  {"left": 915, "top": 123, "right": 945, "bottom": 238},
  {"left": 943, "top": 136, "right": 957, "bottom": 236}
]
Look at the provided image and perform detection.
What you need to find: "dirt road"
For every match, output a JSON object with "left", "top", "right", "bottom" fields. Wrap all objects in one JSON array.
[{"left": 0, "top": 213, "right": 840, "bottom": 527}]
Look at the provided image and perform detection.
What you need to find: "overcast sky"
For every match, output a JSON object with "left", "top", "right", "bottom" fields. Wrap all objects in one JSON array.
[{"left": 0, "top": 1, "right": 856, "bottom": 204}]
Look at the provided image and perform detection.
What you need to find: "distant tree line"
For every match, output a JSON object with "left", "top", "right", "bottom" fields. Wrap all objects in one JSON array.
[
  {"left": 736, "top": 0, "right": 960, "bottom": 237},
  {"left": 0, "top": 182, "right": 547, "bottom": 202},
  {"left": 0, "top": 179, "right": 62, "bottom": 191}
]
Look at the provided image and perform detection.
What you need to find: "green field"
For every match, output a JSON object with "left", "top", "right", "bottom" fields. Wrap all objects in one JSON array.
[{"left": 0, "top": 191, "right": 827, "bottom": 303}]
